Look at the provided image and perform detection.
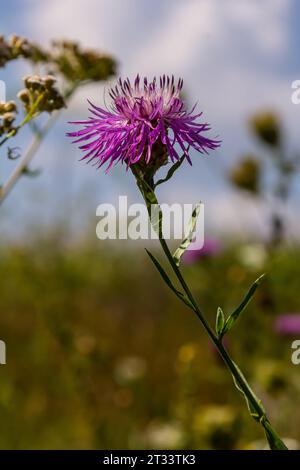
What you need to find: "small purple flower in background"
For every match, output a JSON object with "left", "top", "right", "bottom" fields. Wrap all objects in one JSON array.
[
  {"left": 274, "top": 314, "right": 300, "bottom": 336},
  {"left": 183, "top": 239, "right": 222, "bottom": 265},
  {"left": 67, "top": 75, "right": 220, "bottom": 171}
]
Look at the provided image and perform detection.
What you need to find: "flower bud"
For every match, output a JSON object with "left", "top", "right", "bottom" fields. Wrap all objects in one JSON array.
[
  {"left": 2, "top": 112, "right": 15, "bottom": 129},
  {"left": 42, "top": 75, "right": 56, "bottom": 88},
  {"left": 26, "top": 77, "right": 43, "bottom": 91},
  {"left": 17, "top": 89, "right": 31, "bottom": 104},
  {"left": 2, "top": 112, "right": 15, "bottom": 123},
  {"left": 250, "top": 112, "right": 281, "bottom": 147},
  {"left": 230, "top": 156, "right": 260, "bottom": 194},
  {"left": 3, "top": 101, "right": 16, "bottom": 112},
  {"left": 0, "top": 101, "right": 6, "bottom": 113}
]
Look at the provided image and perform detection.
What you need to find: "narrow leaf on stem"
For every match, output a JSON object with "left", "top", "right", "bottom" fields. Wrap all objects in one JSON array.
[
  {"left": 216, "top": 307, "right": 225, "bottom": 338},
  {"left": 145, "top": 249, "right": 194, "bottom": 309},
  {"left": 221, "top": 274, "right": 265, "bottom": 336},
  {"left": 231, "top": 360, "right": 265, "bottom": 421},
  {"left": 173, "top": 203, "right": 201, "bottom": 266},
  {"left": 155, "top": 154, "right": 186, "bottom": 188}
]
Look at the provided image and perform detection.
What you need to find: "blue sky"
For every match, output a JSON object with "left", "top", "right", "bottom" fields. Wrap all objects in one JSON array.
[{"left": 1, "top": 0, "right": 300, "bottom": 241}]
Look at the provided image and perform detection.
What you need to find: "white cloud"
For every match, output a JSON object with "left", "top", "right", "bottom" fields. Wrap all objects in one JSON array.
[
  {"left": 227, "top": 0, "right": 289, "bottom": 53},
  {"left": 30, "top": 0, "right": 294, "bottom": 125}
]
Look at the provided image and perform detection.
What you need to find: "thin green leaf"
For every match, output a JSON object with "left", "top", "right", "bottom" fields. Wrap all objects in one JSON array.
[
  {"left": 231, "top": 362, "right": 288, "bottom": 449},
  {"left": 145, "top": 249, "right": 194, "bottom": 310},
  {"left": 155, "top": 154, "right": 186, "bottom": 188},
  {"left": 231, "top": 373, "right": 259, "bottom": 421},
  {"left": 221, "top": 274, "right": 265, "bottom": 336},
  {"left": 231, "top": 361, "right": 265, "bottom": 422},
  {"left": 173, "top": 203, "right": 201, "bottom": 266},
  {"left": 215, "top": 307, "right": 225, "bottom": 338}
]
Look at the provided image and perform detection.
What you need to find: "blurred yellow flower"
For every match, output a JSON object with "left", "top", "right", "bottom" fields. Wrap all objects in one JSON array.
[{"left": 177, "top": 343, "right": 198, "bottom": 364}]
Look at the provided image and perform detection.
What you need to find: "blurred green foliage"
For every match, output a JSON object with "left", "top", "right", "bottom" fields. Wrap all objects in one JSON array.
[{"left": 0, "top": 238, "right": 299, "bottom": 449}]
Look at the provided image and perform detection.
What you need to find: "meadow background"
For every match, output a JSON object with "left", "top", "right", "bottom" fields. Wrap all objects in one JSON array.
[{"left": 0, "top": 0, "right": 300, "bottom": 449}]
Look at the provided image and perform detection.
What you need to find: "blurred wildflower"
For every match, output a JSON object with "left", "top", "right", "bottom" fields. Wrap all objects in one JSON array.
[
  {"left": 67, "top": 75, "right": 220, "bottom": 173},
  {"left": 177, "top": 342, "right": 198, "bottom": 364},
  {"left": 145, "top": 421, "right": 186, "bottom": 449},
  {"left": 229, "top": 156, "right": 260, "bottom": 194},
  {"left": 250, "top": 111, "right": 281, "bottom": 148},
  {"left": 182, "top": 239, "right": 222, "bottom": 264},
  {"left": 0, "top": 34, "right": 49, "bottom": 67},
  {"left": 51, "top": 40, "right": 116, "bottom": 83},
  {"left": 75, "top": 334, "right": 96, "bottom": 355},
  {"left": 237, "top": 243, "right": 267, "bottom": 270},
  {"left": 193, "top": 405, "right": 240, "bottom": 449},
  {"left": 274, "top": 314, "right": 300, "bottom": 336},
  {"left": 114, "top": 356, "right": 146, "bottom": 385}
]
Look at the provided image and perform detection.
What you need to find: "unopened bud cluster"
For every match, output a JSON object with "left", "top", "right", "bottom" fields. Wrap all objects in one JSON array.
[
  {"left": 18, "top": 75, "right": 65, "bottom": 113},
  {"left": 0, "top": 100, "right": 17, "bottom": 136},
  {"left": 0, "top": 34, "right": 48, "bottom": 67},
  {"left": 1, "top": 35, "right": 116, "bottom": 87},
  {"left": 51, "top": 40, "right": 116, "bottom": 83},
  {"left": 230, "top": 156, "right": 260, "bottom": 194}
]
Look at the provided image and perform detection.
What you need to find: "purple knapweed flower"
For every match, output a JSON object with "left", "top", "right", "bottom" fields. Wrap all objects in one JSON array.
[
  {"left": 67, "top": 75, "right": 220, "bottom": 171},
  {"left": 274, "top": 314, "right": 300, "bottom": 336}
]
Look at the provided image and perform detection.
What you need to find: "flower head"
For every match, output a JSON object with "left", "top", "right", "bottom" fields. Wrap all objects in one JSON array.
[
  {"left": 67, "top": 75, "right": 220, "bottom": 172},
  {"left": 274, "top": 314, "right": 300, "bottom": 336}
]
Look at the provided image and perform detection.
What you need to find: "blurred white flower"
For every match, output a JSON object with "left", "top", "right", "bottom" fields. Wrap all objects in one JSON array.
[
  {"left": 114, "top": 356, "right": 146, "bottom": 384},
  {"left": 238, "top": 243, "right": 267, "bottom": 270},
  {"left": 146, "top": 421, "right": 186, "bottom": 449}
]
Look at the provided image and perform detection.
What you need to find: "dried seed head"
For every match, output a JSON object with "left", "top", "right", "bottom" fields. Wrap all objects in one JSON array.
[
  {"left": 20, "top": 74, "right": 65, "bottom": 113},
  {"left": 0, "top": 101, "right": 6, "bottom": 113},
  {"left": 17, "top": 89, "right": 31, "bottom": 104},
  {"left": 51, "top": 40, "right": 116, "bottom": 83},
  {"left": 230, "top": 156, "right": 260, "bottom": 194},
  {"left": 2, "top": 112, "right": 16, "bottom": 131},
  {"left": 2, "top": 112, "right": 15, "bottom": 123},
  {"left": 250, "top": 112, "right": 281, "bottom": 147},
  {"left": 3, "top": 101, "right": 16, "bottom": 112},
  {"left": 42, "top": 75, "right": 56, "bottom": 88},
  {"left": 25, "top": 75, "right": 43, "bottom": 91}
]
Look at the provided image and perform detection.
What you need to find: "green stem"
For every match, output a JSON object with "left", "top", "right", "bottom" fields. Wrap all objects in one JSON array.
[{"left": 137, "top": 179, "right": 287, "bottom": 450}]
